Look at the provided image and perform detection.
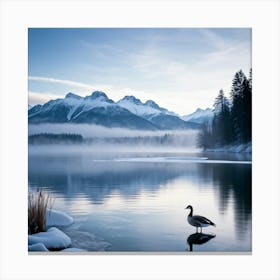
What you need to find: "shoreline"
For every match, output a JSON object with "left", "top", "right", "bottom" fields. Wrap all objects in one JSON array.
[{"left": 204, "top": 143, "right": 252, "bottom": 154}]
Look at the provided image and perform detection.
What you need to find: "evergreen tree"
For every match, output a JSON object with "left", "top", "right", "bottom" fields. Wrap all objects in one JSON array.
[
  {"left": 230, "top": 70, "right": 248, "bottom": 143},
  {"left": 196, "top": 69, "right": 252, "bottom": 150},
  {"left": 248, "top": 68, "right": 252, "bottom": 89},
  {"left": 212, "top": 89, "right": 232, "bottom": 146},
  {"left": 243, "top": 68, "right": 252, "bottom": 142}
]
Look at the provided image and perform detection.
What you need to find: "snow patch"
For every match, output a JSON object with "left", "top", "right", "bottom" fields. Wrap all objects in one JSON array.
[
  {"left": 206, "top": 142, "right": 252, "bottom": 153},
  {"left": 28, "top": 242, "right": 49, "bottom": 252},
  {"left": 117, "top": 98, "right": 161, "bottom": 116},
  {"left": 46, "top": 209, "right": 74, "bottom": 227},
  {"left": 117, "top": 96, "right": 176, "bottom": 118},
  {"left": 28, "top": 227, "right": 72, "bottom": 250},
  {"left": 182, "top": 108, "right": 214, "bottom": 124},
  {"left": 92, "top": 156, "right": 251, "bottom": 164},
  {"left": 61, "top": 248, "right": 87, "bottom": 252}
]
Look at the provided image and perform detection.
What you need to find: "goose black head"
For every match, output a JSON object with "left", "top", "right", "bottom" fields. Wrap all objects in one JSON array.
[{"left": 185, "top": 205, "right": 193, "bottom": 210}]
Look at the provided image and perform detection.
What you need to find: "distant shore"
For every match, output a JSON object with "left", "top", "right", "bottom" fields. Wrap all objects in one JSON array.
[{"left": 205, "top": 142, "right": 252, "bottom": 154}]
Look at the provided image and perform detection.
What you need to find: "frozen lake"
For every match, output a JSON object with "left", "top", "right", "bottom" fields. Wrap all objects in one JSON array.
[{"left": 28, "top": 147, "right": 251, "bottom": 253}]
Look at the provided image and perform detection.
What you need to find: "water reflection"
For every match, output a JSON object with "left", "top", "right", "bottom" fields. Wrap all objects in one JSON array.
[
  {"left": 187, "top": 232, "right": 216, "bottom": 252},
  {"left": 212, "top": 164, "right": 251, "bottom": 240},
  {"left": 28, "top": 151, "right": 252, "bottom": 252}
]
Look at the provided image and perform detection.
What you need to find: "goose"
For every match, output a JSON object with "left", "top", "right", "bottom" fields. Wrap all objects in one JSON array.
[
  {"left": 187, "top": 232, "right": 216, "bottom": 252},
  {"left": 185, "top": 205, "right": 216, "bottom": 232}
]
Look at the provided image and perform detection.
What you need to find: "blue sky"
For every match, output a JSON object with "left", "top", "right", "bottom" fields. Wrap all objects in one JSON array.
[{"left": 28, "top": 28, "right": 251, "bottom": 115}]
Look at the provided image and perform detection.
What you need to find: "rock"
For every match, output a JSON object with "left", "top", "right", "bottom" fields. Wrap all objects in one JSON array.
[
  {"left": 28, "top": 227, "right": 72, "bottom": 250},
  {"left": 28, "top": 242, "right": 49, "bottom": 252}
]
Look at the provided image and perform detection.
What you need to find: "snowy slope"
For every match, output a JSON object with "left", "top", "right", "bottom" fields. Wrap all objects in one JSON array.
[
  {"left": 182, "top": 108, "right": 214, "bottom": 124},
  {"left": 29, "top": 91, "right": 113, "bottom": 123},
  {"left": 117, "top": 96, "right": 161, "bottom": 116},
  {"left": 116, "top": 96, "right": 199, "bottom": 130},
  {"left": 70, "top": 91, "right": 114, "bottom": 120}
]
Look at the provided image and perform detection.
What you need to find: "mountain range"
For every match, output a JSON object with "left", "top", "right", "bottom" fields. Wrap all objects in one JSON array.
[{"left": 28, "top": 91, "right": 212, "bottom": 130}]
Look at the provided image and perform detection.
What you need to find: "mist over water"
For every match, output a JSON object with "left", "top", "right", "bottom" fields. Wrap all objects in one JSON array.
[
  {"left": 28, "top": 123, "right": 198, "bottom": 138},
  {"left": 28, "top": 123, "right": 200, "bottom": 152}
]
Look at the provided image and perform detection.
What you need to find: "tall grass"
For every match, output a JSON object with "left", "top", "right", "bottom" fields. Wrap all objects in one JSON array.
[{"left": 28, "top": 189, "right": 53, "bottom": 234}]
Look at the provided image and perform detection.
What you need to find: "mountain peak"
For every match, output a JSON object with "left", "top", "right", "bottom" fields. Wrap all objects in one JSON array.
[
  {"left": 121, "top": 95, "right": 142, "bottom": 105},
  {"left": 194, "top": 108, "right": 213, "bottom": 114},
  {"left": 65, "top": 92, "right": 82, "bottom": 99},
  {"left": 90, "top": 91, "right": 108, "bottom": 100},
  {"left": 144, "top": 100, "right": 160, "bottom": 110}
]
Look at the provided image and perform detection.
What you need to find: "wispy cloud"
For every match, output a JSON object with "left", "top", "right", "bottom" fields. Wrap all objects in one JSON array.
[
  {"left": 29, "top": 76, "right": 95, "bottom": 91},
  {"left": 129, "top": 31, "right": 251, "bottom": 93},
  {"left": 198, "top": 29, "right": 230, "bottom": 50},
  {"left": 28, "top": 77, "right": 165, "bottom": 106},
  {"left": 28, "top": 91, "right": 62, "bottom": 105}
]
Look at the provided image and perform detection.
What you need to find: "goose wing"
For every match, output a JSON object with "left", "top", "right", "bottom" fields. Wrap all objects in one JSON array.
[{"left": 193, "top": 215, "right": 215, "bottom": 226}]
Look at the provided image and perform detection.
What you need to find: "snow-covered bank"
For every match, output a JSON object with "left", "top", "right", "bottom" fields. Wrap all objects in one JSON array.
[
  {"left": 46, "top": 209, "right": 74, "bottom": 227},
  {"left": 29, "top": 209, "right": 74, "bottom": 251},
  {"left": 205, "top": 142, "right": 251, "bottom": 153},
  {"left": 28, "top": 208, "right": 110, "bottom": 252},
  {"left": 28, "top": 242, "right": 49, "bottom": 252},
  {"left": 28, "top": 227, "right": 72, "bottom": 250}
]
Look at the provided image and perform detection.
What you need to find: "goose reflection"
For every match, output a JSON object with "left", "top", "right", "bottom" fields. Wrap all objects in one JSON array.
[{"left": 187, "top": 232, "right": 216, "bottom": 252}]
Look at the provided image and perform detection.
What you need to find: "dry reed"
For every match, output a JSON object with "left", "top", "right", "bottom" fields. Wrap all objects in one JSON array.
[{"left": 28, "top": 189, "right": 53, "bottom": 234}]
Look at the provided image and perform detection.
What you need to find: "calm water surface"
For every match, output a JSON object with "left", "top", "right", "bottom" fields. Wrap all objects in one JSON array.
[{"left": 28, "top": 147, "right": 252, "bottom": 253}]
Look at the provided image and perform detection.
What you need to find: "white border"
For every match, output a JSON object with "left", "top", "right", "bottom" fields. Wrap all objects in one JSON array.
[{"left": 0, "top": 1, "right": 279, "bottom": 279}]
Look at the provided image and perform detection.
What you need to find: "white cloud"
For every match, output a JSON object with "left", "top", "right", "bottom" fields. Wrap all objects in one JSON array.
[
  {"left": 198, "top": 29, "right": 230, "bottom": 50},
  {"left": 128, "top": 32, "right": 251, "bottom": 101},
  {"left": 29, "top": 76, "right": 95, "bottom": 91},
  {"left": 28, "top": 91, "right": 62, "bottom": 105}
]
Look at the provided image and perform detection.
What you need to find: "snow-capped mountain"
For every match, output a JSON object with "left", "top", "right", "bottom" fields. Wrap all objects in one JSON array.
[
  {"left": 117, "top": 96, "right": 175, "bottom": 117},
  {"left": 29, "top": 91, "right": 200, "bottom": 130},
  {"left": 182, "top": 108, "right": 214, "bottom": 124},
  {"left": 29, "top": 91, "right": 158, "bottom": 130},
  {"left": 117, "top": 95, "right": 199, "bottom": 130}
]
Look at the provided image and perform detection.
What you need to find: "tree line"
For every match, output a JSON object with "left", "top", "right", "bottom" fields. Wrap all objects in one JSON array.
[
  {"left": 28, "top": 133, "right": 194, "bottom": 146},
  {"left": 29, "top": 133, "right": 83, "bottom": 144},
  {"left": 197, "top": 69, "right": 252, "bottom": 150}
]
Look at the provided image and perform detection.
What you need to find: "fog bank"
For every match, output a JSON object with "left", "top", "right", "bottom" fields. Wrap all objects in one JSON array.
[
  {"left": 28, "top": 124, "right": 199, "bottom": 152},
  {"left": 29, "top": 123, "right": 198, "bottom": 138}
]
